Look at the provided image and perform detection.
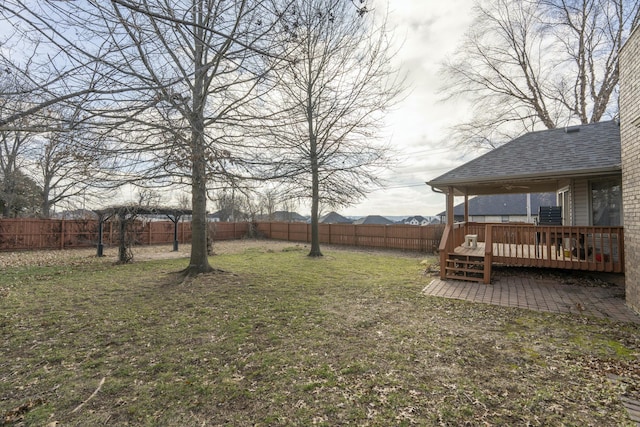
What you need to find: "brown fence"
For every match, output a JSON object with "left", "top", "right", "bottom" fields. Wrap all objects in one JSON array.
[
  {"left": 0, "top": 219, "right": 444, "bottom": 253},
  {"left": 0, "top": 219, "right": 250, "bottom": 251},
  {"left": 255, "top": 222, "right": 445, "bottom": 253}
]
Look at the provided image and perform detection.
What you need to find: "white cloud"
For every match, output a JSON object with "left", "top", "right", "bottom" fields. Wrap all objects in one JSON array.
[{"left": 341, "top": 0, "right": 477, "bottom": 217}]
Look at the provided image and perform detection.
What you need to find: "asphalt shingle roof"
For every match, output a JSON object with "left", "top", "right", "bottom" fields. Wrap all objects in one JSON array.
[
  {"left": 353, "top": 215, "right": 394, "bottom": 225},
  {"left": 428, "top": 120, "right": 621, "bottom": 188},
  {"left": 319, "top": 211, "right": 352, "bottom": 224}
]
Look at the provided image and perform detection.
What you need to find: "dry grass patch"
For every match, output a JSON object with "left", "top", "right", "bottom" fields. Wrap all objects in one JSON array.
[{"left": 1, "top": 241, "right": 638, "bottom": 426}]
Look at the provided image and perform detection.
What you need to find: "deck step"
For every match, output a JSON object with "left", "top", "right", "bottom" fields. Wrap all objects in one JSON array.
[{"left": 445, "top": 254, "right": 486, "bottom": 283}]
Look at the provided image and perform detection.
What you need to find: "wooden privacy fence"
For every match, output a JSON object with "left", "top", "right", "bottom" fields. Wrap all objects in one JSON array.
[
  {"left": 255, "top": 222, "right": 445, "bottom": 253},
  {"left": 0, "top": 219, "right": 250, "bottom": 251},
  {"left": 0, "top": 218, "right": 445, "bottom": 253}
]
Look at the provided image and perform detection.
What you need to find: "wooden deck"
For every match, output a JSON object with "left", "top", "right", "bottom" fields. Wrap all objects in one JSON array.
[
  {"left": 453, "top": 241, "right": 622, "bottom": 272},
  {"left": 454, "top": 242, "right": 486, "bottom": 257},
  {"left": 440, "top": 223, "right": 624, "bottom": 283}
]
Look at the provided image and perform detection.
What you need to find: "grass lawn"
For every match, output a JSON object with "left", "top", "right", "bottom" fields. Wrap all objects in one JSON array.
[{"left": 1, "top": 241, "right": 639, "bottom": 426}]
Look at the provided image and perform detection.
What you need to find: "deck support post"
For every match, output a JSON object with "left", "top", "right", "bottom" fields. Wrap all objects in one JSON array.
[
  {"left": 447, "top": 187, "right": 454, "bottom": 226},
  {"left": 464, "top": 192, "right": 469, "bottom": 224}
]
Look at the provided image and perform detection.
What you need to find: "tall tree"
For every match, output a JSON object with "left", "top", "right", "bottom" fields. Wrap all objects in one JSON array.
[
  {"left": 0, "top": 169, "right": 42, "bottom": 217},
  {"left": 0, "top": 95, "right": 39, "bottom": 218},
  {"left": 1, "top": 0, "right": 285, "bottom": 274},
  {"left": 95, "top": 0, "right": 286, "bottom": 275},
  {"left": 27, "top": 108, "right": 109, "bottom": 217},
  {"left": 441, "top": 0, "right": 640, "bottom": 148},
  {"left": 265, "top": 0, "right": 403, "bottom": 256}
]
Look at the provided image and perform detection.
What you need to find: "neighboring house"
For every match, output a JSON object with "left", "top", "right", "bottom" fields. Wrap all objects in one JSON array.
[
  {"left": 620, "top": 25, "right": 640, "bottom": 313},
  {"left": 435, "top": 193, "right": 556, "bottom": 223},
  {"left": 208, "top": 208, "right": 247, "bottom": 222},
  {"left": 353, "top": 215, "right": 394, "bottom": 225},
  {"left": 319, "top": 211, "right": 352, "bottom": 224},
  {"left": 402, "top": 215, "right": 432, "bottom": 226},
  {"left": 257, "top": 211, "right": 308, "bottom": 222},
  {"left": 428, "top": 120, "right": 622, "bottom": 228}
]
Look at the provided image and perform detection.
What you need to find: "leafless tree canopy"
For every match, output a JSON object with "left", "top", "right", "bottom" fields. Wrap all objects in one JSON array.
[
  {"left": 1, "top": 0, "right": 403, "bottom": 268},
  {"left": 262, "top": 0, "right": 404, "bottom": 256},
  {"left": 441, "top": 0, "right": 640, "bottom": 149},
  {"left": 3, "top": 0, "right": 288, "bottom": 273}
]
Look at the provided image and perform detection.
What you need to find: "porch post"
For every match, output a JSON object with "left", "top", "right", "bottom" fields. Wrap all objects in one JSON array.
[
  {"left": 464, "top": 192, "right": 469, "bottom": 223},
  {"left": 447, "top": 187, "right": 454, "bottom": 225}
]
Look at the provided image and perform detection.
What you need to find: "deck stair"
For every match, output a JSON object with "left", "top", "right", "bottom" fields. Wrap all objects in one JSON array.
[{"left": 444, "top": 253, "right": 485, "bottom": 282}]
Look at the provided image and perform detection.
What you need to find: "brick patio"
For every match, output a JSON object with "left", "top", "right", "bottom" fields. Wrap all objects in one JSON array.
[{"left": 423, "top": 272, "right": 640, "bottom": 324}]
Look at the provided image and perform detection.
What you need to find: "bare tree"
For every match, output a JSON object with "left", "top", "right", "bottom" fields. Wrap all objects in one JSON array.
[
  {"left": 90, "top": 0, "right": 288, "bottom": 275},
  {"left": 26, "top": 108, "right": 110, "bottom": 218},
  {"left": 258, "top": 186, "right": 282, "bottom": 220},
  {"left": 0, "top": 127, "right": 31, "bottom": 217},
  {"left": 441, "top": 0, "right": 640, "bottom": 149},
  {"left": 136, "top": 189, "right": 163, "bottom": 208},
  {"left": 1, "top": 0, "right": 287, "bottom": 275},
  {"left": 0, "top": 1, "right": 121, "bottom": 130},
  {"left": 0, "top": 76, "right": 38, "bottom": 217},
  {"left": 263, "top": 0, "right": 403, "bottom": 256},
  {"left": 177, "top": 192, "right": 191, "bottom": 210}
]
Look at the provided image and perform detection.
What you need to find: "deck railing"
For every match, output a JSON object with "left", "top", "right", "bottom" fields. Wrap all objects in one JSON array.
[
  {"left": 487, "top": 224, "right": 624, "bottom": 273},
  {"left": 439, "top": 222, "right": 624, "bottom": 278}
]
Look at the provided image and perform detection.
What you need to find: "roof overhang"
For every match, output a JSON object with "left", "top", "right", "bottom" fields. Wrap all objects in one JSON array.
[{"left": 427, "top": 166, "right": 621, "bottom": 196}]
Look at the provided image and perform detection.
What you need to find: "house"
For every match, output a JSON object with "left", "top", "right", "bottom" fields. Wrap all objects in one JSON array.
[
  {"left": 426, "top": 120, "right": 624, "bottom": 283},
  {"left": 257, "top": 211, "right": 308, "bottom": 222},
  {"left": 402, "top": 215, "right": 433, "bottom": 226},
  {"left": 435, "top": 193, "right": 556, "bottom": 223},
  {"left": 619, "top": 24, "right": 640, "bottom": 313},
  {"left": 429, "top": 120, "right": 621, "bottom": 227},
  {"left": 353, "top": 215, "right": 394, "bottom": 225},
  {"left": 208, "top": 208, "right": 247, "bottom": 222},
  {"left": 319, "top": 211, "right": 352, "bottom": 224}
]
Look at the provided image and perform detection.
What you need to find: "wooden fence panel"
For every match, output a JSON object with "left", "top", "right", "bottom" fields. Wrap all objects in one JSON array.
[
  {"left": 254, "top": 221, "right": 444, "bottom": 253},
  {"left": 0, "top": 219, "right": 445, "bottom": 254}
]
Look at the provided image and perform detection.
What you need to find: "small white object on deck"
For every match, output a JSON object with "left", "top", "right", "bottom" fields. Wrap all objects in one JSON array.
[{"left": 464, "top": 234, "right": 478, "bottom": 249}]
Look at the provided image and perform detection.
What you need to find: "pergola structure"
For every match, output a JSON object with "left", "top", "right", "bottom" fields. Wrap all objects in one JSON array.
[{"left": 93, "top": 206, "right": 192, "bottom": 257}]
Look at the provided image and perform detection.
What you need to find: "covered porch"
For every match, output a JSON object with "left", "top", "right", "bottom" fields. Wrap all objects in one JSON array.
[{"left": 426, "top": 121, "right": 623, "bottom": 284}]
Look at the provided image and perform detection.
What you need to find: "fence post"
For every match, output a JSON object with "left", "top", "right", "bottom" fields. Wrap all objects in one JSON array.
[
  {"left": 352, "top": 224, "right": 357, "bottom": 247},
  {"left": 60, "top": 220, "right": 65, "bottom": 250},
  {"left": 384, "top": 225, "right": 387, "bottom": 248}
]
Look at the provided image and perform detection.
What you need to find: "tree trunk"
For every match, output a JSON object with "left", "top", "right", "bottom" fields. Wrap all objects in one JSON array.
[
  {"left": 308, "top": 140, "right": 323, "bottom": 257},
  {"left": 186, "top": 151, "right": 213, "bottom": 274},
  {"left": 182, "top": 0, "right": 213, "bottom": 277},
  {"left": 41, "top": 183, "right": 50, "bottom": 219}
]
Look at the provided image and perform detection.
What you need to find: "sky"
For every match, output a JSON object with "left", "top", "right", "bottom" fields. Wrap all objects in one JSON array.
[
  {"left": 111, "top": 0, "right": 479, "bottom": 218},
  {"left": 339, "top": 0, "right": 479, "bottom": 218}
]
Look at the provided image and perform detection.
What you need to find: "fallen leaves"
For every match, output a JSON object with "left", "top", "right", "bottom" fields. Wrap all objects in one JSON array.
[{"left": 2, "top": 398, "right": 43, "bottom": 425}]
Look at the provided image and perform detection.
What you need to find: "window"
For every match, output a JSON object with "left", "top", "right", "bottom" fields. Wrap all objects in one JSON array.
[{"left": 591, "top": 179, "right": 622, "bottom": 226}]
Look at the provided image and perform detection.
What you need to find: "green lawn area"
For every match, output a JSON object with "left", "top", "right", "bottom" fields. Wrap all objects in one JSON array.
[{"left": 1, "top": 242, "right": 639, "bottom": 426}]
